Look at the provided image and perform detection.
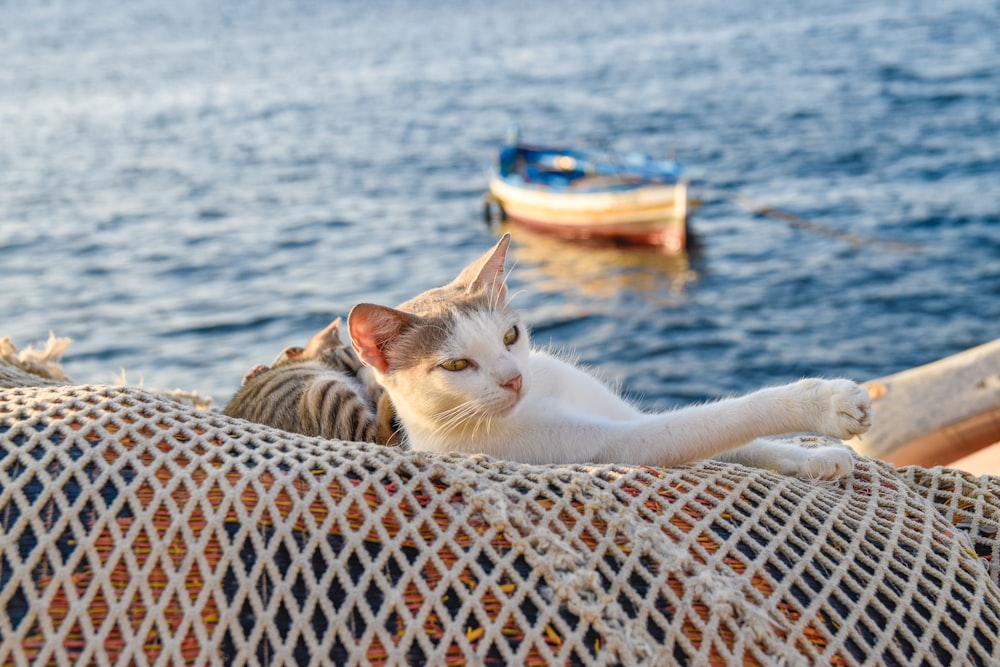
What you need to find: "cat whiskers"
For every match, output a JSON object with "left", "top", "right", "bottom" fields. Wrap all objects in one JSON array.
[{"left": 432, "top": 400, "right": 489, "bottom": 439}]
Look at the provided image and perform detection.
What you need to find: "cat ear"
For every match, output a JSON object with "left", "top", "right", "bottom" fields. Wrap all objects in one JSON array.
[
  {"left": 348, "top": 304, "right": 415, "bottom": 374},
  {"left": 452, "top": 233, "right": 511, "bottom": 302},
  {"left": 301, "top": 317, "right": 343, "bottom": 359}
]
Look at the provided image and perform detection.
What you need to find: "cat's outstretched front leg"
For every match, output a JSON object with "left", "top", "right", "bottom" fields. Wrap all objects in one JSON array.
[
  {"left": 591, "top": 377, "right": 872, "bottom": 470},
  {"left": 717, "top": 438, "right": 856, "bottom": 480},
  {"left": 793, "top": 378, "right": 871, "bottom": 440},
  {"left": 713, "top": 378, "right": 869, "bottom": 479}
]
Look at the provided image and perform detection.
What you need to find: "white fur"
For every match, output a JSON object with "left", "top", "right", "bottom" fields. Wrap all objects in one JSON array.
[
  {"left": 373, "top": 309, "right": 868, "bottom": 480},
  {"left": 350, "top": 234, "right": 869, "bottom": 480}
]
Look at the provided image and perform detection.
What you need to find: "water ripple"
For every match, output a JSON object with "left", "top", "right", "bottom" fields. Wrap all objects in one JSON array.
[{"left": 1, "top": 0, "right": 998, "bottom": 405}]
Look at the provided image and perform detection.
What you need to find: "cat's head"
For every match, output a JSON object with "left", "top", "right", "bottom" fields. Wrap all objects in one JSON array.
[{"left": 347, "top": 234, "right": 530, "bottom": 437}]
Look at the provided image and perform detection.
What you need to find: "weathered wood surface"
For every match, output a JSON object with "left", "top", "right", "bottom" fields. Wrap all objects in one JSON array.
[{"left": 850, "top": 338, "right": 1000, "bottom": 467}]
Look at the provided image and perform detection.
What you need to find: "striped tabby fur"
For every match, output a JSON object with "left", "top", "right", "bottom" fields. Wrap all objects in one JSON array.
[{"left": 223, "top": 318, "right": 399, "bottom": 445}]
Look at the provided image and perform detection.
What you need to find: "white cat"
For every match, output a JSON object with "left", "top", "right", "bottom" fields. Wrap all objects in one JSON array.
[{"left": 348, "top": 234, "right": 869, "bottom": 479}]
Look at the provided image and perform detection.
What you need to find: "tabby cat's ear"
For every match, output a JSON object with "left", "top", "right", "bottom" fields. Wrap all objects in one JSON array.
[
  {"left": 301, "top": 317, "right": 343, "bottom": 359},
  {"left": 452, "top": 233, "right": 511, "bottom": 302},
  {"left": 348, "top": 304, "right": 416, "bottom": 374}
]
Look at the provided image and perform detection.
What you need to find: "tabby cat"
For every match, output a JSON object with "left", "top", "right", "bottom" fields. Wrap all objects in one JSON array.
[
  {"left": 345, "top": 234, "right": 870, "bottom": 478},
  {"left": 223, "top": 318, "right": 398, "bottom": 444}
]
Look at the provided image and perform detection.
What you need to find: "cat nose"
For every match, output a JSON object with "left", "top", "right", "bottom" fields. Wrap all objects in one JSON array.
[{"left": 500, "top": 373, "right": 522, "bottom": 395}]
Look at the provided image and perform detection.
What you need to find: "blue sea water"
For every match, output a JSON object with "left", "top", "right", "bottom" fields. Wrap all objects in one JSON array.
[{"left": 1, "top": 0, "right": 998, "bottom": 409}]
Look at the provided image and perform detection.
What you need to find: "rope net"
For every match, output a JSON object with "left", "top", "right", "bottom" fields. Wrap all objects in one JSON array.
[{"left": 2, "top": 362, "right": 1000, "bottom": 665}]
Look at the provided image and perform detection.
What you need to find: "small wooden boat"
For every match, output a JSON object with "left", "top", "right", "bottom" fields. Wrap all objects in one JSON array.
[{"left": 485, "top": 132, "right": 690, "bottom": 252}]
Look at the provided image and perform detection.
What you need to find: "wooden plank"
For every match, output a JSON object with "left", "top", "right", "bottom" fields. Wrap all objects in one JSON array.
[{"left": 849, "top": 338, "right": 1000, "bottom": 467}]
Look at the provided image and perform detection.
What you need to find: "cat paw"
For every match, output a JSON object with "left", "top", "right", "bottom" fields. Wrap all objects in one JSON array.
[
  {"left": 799, "top": 379, "right": 872, "bottom": 439},
  {"left": 797, "top": 446, "right": 855, "bottom": 480}
]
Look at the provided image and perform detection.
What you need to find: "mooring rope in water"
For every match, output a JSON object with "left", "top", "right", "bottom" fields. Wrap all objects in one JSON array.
[{"left": 727, "top": 193, "right": 924, "bottom": 252}]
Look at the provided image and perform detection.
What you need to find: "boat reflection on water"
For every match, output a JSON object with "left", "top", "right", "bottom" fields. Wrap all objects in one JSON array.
[{"left": 502, "top": 224, "right": 698, "bottom": 304}]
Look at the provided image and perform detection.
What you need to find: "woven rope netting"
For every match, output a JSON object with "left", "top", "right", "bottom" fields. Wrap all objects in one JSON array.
[{"left": 2, "top": 358, "right": 1000, "bottom": 665}]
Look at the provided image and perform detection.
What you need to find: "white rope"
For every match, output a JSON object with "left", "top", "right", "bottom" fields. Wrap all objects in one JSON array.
[{"left": 1, "top": 363, "right": 999, "bottom": 665}]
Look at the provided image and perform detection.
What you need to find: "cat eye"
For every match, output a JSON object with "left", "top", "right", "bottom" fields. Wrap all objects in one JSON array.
[
  {"left": 440, "top": 359, "right": 470, "bottom": 372},
  {"left": 503, "top": 326, "right": 519, "bottom": 346}
]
